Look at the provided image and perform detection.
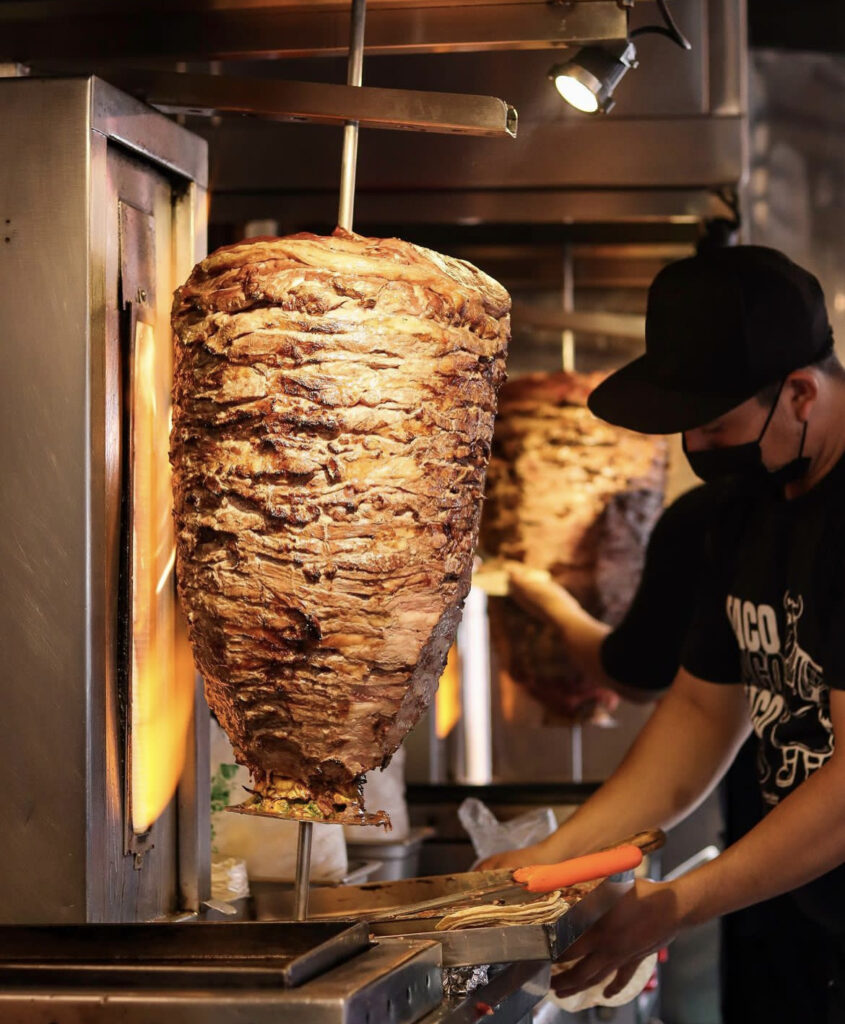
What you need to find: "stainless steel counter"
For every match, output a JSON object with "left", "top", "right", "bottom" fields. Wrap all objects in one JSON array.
[
  {"left": 0, "top": 938, "right": 556, "bottom": 1024},
  {"left": 0, "top": 937, "right": 442, "bottom": 1024}
]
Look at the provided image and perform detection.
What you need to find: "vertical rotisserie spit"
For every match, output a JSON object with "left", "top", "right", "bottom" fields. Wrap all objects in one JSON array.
[
  {"left": 480, "top": 371, "right": 667, "bottom": 723},
  {"left": 171, "top": 229, "right": 510, "bottom": 823}
]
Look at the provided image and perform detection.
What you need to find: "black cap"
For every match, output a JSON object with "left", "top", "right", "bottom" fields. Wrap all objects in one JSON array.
[{"left": 587, "top": 246, "right": 834, "bottom": 434}]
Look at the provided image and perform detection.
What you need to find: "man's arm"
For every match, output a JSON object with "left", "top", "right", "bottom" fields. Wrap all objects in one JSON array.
[
  {"left": 504, "top": 561, "right": 613, "bottom": 684},
  {"left": 481, "top": 669, "right": 750, "bottom": 869},
  {"left": 505, "top": 562, "right": 661, "bottom": 703},
  {"left": 675, "top": 686, "right": 845, "bottom": 922},
  {"left": 551, "top": 688, "right": 845, "bottom": 1000}
]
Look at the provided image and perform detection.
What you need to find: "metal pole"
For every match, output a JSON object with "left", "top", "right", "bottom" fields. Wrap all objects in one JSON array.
[
  {"left": 338, "top": 0, "right": 366, "bottom": 231},
  {"left": 293, "top": 820, "right": 313, "bottom": 920},
  {"left": 293, "top": 1, "right": 366, "bottom": 924},
  {"left": 561, "top": 242, "right": 575, "bottom": 373},
  {"left": 562, "top": 239, "right": 581, "bottom": 783},
  {"left": 570, "top": 722, "right": 583, "bottom": 783}
]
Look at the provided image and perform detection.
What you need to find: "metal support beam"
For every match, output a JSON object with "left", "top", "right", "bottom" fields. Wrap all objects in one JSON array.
[
  {"left": 111, "top": 69, "right": 517, "bottom": 138},
  {"left": 0, "top": 2, "right": 627, "bottom": 63}
]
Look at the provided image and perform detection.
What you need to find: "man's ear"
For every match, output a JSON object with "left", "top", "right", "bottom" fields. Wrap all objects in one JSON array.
[{"left": 785, "top": 370, "right": 819, "bottom": 423}]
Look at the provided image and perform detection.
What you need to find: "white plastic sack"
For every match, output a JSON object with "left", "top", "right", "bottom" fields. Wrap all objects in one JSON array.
[
  {"left": 458, "top": 797, "right": 556, "bottom": 864},
  {"left": 210, "top": 856, "right": 250, "bottom": 902}
]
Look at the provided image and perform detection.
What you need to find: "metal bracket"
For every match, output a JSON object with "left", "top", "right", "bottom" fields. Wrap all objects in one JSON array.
[
  {"left": 110, "top": 69, "right": 518, "bottom": 139},
  {"left": 130, "top": 834, "right": 155, "bottom": 871}
]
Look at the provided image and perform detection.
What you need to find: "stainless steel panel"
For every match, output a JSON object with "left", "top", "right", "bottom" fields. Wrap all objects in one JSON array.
[
  {"left": 0, "top": 920, "right": 372, "bottom": 988},
  {"left": 110, "top": 68, "right": 518, "bottom": 138},
  {"left": 0, "top": 76, "right": 208, "bottom": 924},
  {"left": 0, "top": 75, "right": 93, "bottom": 924},
  {"left": 0, "top": 937, "right": 443, "bottom": 1024},
  {"left": 0, "top": 2, "right": 628, "bottom": 62},
  {"left": 92, "top": 77, "right": 209, "bottom": 188}
]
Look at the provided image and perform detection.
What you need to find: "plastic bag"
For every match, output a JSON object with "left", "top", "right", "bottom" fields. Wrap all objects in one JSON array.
[
  {"left": 458, "top": 797, "right": 556, "bottom": 865},
  {"left": 210, "top": 856, "right": 250, "bottom": 902}
]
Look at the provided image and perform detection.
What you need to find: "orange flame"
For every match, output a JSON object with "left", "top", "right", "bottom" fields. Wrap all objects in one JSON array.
[
  {"left": 436, "top": 643, "right": 462, "bottom": 739},
  {"left": 130, "top": 322, "right": 194, "bottom": 833}
]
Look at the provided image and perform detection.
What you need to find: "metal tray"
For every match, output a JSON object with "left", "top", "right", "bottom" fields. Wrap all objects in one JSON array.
[
  {"left": 252, "top": 870, "right": 634, "bottom": 968},
  {"left": 0, "top": 920, "right": 370, "bottom": 989}
]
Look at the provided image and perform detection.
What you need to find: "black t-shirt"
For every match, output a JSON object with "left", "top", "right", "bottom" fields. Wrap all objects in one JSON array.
[
  {"left": 683, "top": 455, "right": 845, "bottom": 805},
  {"left": 682, "top": 454, "right": 845, "bottom": 932},
  {"left": 600, "top": 480, "right": 739, "bottom": 692}
]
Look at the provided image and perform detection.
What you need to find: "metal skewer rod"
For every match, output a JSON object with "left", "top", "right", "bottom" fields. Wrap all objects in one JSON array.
[
  {"left": 338, "top": 0, "right": 367, "bottom": 231},
  {"left": 570, "top": 722, "right": 583, "bottom": 783},
  {"left": 293, "top": 1, "right": 366, "bottom": 921},
  {"left": 293, "top": 820, "right": 314, "bottom": 920}
]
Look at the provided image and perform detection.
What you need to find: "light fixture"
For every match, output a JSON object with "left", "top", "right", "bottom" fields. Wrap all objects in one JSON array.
[
  {"left": 549, "top": 0, "right": 691, "bottom": 115},
  {"left": 550, "top": 42, "right": 638, "bottom": 115}
]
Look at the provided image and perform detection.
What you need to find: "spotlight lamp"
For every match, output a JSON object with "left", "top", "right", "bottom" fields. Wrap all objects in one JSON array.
[
  {"left": 549, "top": 42, "right": 637, "bottom": 114},
  {"left": 549, "top": 0, "right": 692, "bottom": 115}
]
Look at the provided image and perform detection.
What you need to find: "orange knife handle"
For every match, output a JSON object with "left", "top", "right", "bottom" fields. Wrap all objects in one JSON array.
[{"left": 512, "top": 843, "right": 643, "bottom": 893}]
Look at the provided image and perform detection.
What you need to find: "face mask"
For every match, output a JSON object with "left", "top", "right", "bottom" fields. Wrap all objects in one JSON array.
[{"left": 683, "top": 379, "right": 810, "bottom": 487}]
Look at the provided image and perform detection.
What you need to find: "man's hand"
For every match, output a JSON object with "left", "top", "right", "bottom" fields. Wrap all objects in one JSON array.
[
  {"left": 476, "top": 827, "right": 575, "bottom": 871},
  {"left": 476, "top": 842, "right": 552, "bottom": 872},
  {"left": 476, "top": 849, "right": 524, "bottom": 872},
  {"left": 550, "top": 879, "right": 679, "bottom": 999}
]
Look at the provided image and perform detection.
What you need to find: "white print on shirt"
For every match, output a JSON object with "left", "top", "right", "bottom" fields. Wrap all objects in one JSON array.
[
  {"left": 726, "top": 590, "right": 834, "bottom": 805},
  {"left": 782, "top": 594, "right": 825, "bottom": 701}
]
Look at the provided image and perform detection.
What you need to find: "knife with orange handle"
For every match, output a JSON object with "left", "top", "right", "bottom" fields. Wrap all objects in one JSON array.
[
  {"left": 307, "top": 828, "right": 666, "bottom": 923},
  {"left": 358, "top": 828, "right": 665, "bottom": 921},
  {"left": 514, "top": 844, "right": 643, "bottom": 893},
  {"left": 513, "top": 827, "right": 664, "bottom": 894}
]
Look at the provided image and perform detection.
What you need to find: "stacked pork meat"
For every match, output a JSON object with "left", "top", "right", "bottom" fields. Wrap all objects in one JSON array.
[
  {"left": 480, "top": 371, "right": 667, "bottom": 723},
  {"left": 171, "top": 229, "right": 509, "bottom": 824}
]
